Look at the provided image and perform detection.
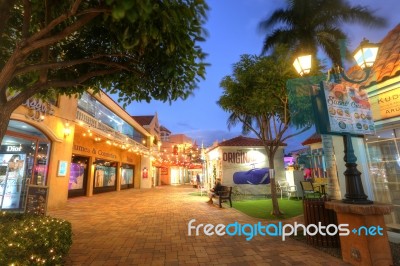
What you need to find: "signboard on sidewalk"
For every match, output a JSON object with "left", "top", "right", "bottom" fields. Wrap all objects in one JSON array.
[{"left": 25, "top": 185, "right": 49, "bottom": 215}]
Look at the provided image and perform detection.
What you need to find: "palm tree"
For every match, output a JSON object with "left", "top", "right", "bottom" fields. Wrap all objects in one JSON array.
[{"left": 259, "top": 0, "right": 387, "bottom": 66}]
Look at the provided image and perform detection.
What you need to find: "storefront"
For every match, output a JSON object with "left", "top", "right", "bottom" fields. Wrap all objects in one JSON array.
[
  {"left": 1, "top": 89, "right": 153, "bottom": 211},
  {"left": 69, "top": 90, "right": 151, "bottom": 197},
  {"left": 366, "top": 86, "right": 400, "bottom": 232},
  {"left": 361, "top": 25, "right": 400, "bottom": 233},
  {"left": 0, "top": 120, "right": 51, "bottom": 209},
  {"left": 1, "top": 95, "right": 74, "bottom": 211}
]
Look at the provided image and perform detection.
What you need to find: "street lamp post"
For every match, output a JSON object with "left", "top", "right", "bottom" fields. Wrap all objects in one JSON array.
[{"left": 294, "top": 39, "right": 379, "bottom": 205}]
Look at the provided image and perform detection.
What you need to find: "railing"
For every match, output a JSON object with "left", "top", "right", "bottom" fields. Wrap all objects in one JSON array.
[
  {"left": 303, "top": 198, "right": 340, "bottom": 248},
  {"left": 76, "top": 109, "right": 148, "bottom": 150}
]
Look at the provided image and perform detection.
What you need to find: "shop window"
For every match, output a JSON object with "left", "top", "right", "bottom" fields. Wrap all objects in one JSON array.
[
  {"left": 1, "top": 120, "right": 50, "bottom": 210},
  {"left": 121, "top": 164, "right": 135, "bottom": 189},
  {"left": 366, "top": 129, "right": 400, "bottom": 231},
  {"left": 93, "top": 159, "right": 117, "bottom": 193}
]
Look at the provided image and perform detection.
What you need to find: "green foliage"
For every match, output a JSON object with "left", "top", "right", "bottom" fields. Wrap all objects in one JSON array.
[
  {"left": 0, "top": 212, "right": 72, "bottom": 265},
  {"left": 259, "top": 0, "right": 387, "bottom": 66},
  {"left": 0, "top": 0, "right": 208, "bottom": 122},
  {"left": 218, "top": 46, "right": 313, "bottom": 136}
]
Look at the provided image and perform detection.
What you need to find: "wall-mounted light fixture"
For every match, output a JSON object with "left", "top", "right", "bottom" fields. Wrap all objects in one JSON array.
[{"left": 64, "top": 122, "right": 71, "bottom": 138}]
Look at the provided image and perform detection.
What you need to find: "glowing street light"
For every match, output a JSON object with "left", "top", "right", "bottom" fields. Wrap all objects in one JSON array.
[{"left": 293, "top": 39, "right": 379, "bottom": 204}]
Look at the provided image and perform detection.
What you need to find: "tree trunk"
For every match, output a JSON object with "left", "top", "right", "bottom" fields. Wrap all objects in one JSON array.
[
  {"left": 268, "top": 151, "right": 283, "bottom": 217},
  {"left": 321, "top": 134, "right": 342, "bottom": 200},
  {"left": 0, "top": 106, "right": 13, "bottom": 144}
]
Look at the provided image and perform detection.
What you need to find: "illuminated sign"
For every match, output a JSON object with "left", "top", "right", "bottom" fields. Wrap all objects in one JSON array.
[
  {"left": 6, "top": 146, "right": 22, "bottom": 152},
  {"left": 22, "top": 98, "right": 55, "bottom": 122},
  {"left": 222, "top": 150, "right": 262, "bottom": 164},
  {"left": 370, "top": 87, "right": 400, "bottom": 121}
]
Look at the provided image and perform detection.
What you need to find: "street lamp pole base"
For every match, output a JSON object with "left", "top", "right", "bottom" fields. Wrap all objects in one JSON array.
[{"left": 342, "top": 135, "right": 373, "bottom": 205}]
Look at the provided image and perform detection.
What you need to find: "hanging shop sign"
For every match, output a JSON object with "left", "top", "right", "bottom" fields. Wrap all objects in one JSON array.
[
  {"left": 312, "top": 81, "right": 375, "bottom": 135},
  {"left": 369, "top": 87, "right": 400, "bottom": 121},
  {"left": 142, "top": 167, "right": 148, "bottom": 178},
  {"left": 22, "top": 98, "right": 55, "bottom": 122}
]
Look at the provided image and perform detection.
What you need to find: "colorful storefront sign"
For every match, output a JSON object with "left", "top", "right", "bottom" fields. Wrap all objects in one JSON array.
[{"left": 369, "top": 87, "right": 400, "bottom": 121}]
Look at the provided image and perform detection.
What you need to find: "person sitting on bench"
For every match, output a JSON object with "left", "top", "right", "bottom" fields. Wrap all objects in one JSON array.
[{"left": 206, "top": 178, "right": 222, "bottom": 204}]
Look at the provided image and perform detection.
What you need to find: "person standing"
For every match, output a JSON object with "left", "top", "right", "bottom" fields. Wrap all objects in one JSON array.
[{"left": 196, "top": 173, "right": 201, "bottom": 189}]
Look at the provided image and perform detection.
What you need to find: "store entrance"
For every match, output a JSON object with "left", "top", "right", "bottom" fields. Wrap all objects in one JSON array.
[
  {"left": 68, "top": 155, "right": 89, "bottom": 198},
  {"left": 1, "top": 120, "right": 51, "bottom": 210}
]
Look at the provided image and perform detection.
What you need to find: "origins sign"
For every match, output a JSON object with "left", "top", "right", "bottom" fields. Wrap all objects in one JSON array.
[{"left": 222, "top": 150, "right": 261, "bottom": 164}]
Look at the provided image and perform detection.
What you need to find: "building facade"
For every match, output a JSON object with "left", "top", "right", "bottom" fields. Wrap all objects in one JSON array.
[
  {"left": 1, "top": 90, "right": 154, "bottom": 211},
  {"left": 205, "top": 136, "right": 286, "bottom": 195}
]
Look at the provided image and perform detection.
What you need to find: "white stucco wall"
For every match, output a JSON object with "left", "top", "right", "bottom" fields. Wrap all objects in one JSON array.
[{"left": 207, "top": 146, "right": 285, "bottom": 195}]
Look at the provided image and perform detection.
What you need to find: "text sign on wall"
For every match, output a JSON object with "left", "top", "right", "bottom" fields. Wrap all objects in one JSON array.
[
  {"left": 321, "top": 81, "right": 375, "bottom": 135},
  {"left": 222, "top": 150, "right": 265, "bottom": 165},
  {"left": 369, "top": 87, "right": 400, "bottom": 121}
]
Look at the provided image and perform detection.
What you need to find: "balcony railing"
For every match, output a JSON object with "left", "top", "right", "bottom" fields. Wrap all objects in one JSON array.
[{"left": 76, "top": 109, "right": 148, "bottom": 151}]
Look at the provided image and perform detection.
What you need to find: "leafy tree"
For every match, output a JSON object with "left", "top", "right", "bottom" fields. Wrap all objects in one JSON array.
[
  {"left": 0, "top": 0, "right": 208, "bottom": 142},
  {"left": 259, "top": 0, "right": 386, "bottom": 66},
  {"left": 218, "top": 46, "right": 317, "bottom": 216}
]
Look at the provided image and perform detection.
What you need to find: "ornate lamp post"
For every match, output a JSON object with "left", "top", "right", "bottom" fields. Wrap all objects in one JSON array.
[{"left": 293, "top": 39, "right": 379, "bottom": 204}]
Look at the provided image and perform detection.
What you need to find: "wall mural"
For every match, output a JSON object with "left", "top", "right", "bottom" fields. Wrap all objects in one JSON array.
[{"left": 233, "top": 168, "right": 270, "bottom": 185}]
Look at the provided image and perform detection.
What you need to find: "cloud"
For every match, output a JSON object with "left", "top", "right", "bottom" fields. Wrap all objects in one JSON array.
[{"left": 175, "top": 121, "right": 197, "bottom": 131}]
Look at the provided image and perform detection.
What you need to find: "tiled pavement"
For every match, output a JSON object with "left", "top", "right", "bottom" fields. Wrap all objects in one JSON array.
[{"left": 48, "top": 185, "right": 350, "bottom": 266}]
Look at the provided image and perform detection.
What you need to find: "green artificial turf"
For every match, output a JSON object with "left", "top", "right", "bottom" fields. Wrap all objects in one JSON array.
[{"left": 232, "top": 198, "right": 303, "bottom": 220}]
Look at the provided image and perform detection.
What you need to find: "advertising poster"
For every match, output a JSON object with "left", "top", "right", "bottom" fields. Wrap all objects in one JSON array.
[
  {"left": 69, "top": 163, "right": 85, "bottom": 190},
  {"left": 321, "top": 81, "right": 375, "bottom": 135},
  {"left": 0, "top": 153, "right": 26, "bottom": 209},
  {"left": 121, "top": 168, "right": 133, "bottom": 185}
]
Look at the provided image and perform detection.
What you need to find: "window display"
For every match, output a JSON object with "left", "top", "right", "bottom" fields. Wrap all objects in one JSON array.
[
  {"left": 121, "top": 164, "right": 134, "bottom": 189},
  {"left": 0, "top": 153, "right": 26, "bottom": 209},
  {"left": 93, "top": 159, "right": 117, "bottom": 191},
  {"left": 366, "top": 128, "right": 400, "bottom": 231}
]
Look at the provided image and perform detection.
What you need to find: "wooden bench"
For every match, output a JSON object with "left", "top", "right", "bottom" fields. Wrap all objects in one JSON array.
[{"left": 213, "top": 186, "right": 232, "bottom": 208}]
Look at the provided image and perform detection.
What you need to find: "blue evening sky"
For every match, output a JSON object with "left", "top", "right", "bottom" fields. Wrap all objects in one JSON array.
[{"left": 119, "top": 0, "right": 400, "bottom": 151}]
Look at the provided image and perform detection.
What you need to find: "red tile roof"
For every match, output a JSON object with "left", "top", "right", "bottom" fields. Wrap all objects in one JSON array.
[
  {"left": 131, "top": 115, "right": 154, "bottom": 126},
  {"left": 301, "top": 132, "right": 321, "bottom": 146},
  {"left": 215, "top": 135, "right": 286, "bottom": 148},
  {"left": 362, "top": 23, "right": 400, "bottom": 88}
]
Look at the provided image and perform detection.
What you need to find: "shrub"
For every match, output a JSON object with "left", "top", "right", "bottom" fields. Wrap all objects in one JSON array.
[{"left": 0, "top": 212, "right": 72, "bottom": 265}]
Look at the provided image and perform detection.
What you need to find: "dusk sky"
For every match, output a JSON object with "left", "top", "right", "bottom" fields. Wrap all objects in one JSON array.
[{"left": 119, "top": 0, "right": 400, "bottom": 151}]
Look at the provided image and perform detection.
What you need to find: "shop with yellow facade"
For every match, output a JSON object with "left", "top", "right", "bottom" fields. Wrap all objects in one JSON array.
[{"left": 1, "top": 90, "right": 152, "bottom": 212}]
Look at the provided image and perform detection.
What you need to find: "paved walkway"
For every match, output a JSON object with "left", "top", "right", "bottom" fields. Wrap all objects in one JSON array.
[{"left": 48, "top": 185, "right": 350, "bottom": 266}]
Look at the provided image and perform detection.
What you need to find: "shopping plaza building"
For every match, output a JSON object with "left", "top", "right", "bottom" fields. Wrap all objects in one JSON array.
[{"left": 1, "top": 90, "right": 154, "bottom": 210}]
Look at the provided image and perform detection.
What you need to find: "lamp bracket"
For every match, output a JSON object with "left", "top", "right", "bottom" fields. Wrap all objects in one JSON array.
[{"left": 327, "top": 66, "right": 371, "bottom": 85}]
